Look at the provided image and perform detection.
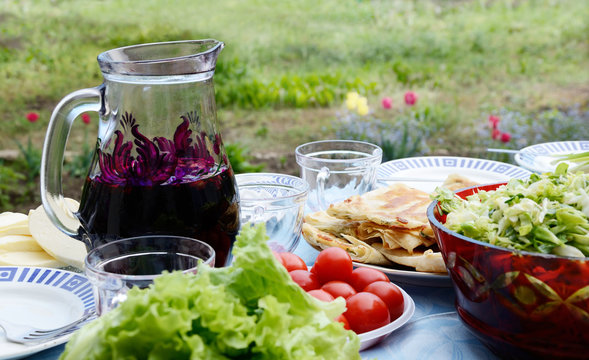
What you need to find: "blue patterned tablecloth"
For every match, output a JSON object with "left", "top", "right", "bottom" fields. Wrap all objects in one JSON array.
[{"left": 26, "top": 240, "right": 498, "bottom": 360}]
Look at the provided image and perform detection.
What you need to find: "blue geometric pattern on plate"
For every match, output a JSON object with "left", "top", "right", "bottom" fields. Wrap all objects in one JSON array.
[
  {"left": 361, "top": 312, "right": 499, "bottom": 360},
  {"left": 521, "top": 140, "right": 589, "bottom": 155},
  {"left": 515, "top": 141, "right": 589, "bottom": 173},
  {"left": 378, "top": 156, "right": 531, "bottom": 180},
  {"left": 0, "top": 266, "right": 95, "bottom": 313}
]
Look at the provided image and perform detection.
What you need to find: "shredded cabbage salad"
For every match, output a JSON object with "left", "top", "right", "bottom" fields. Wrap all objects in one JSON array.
[{"left": 435, "top": 164, "right": 589, "bottom": 258}]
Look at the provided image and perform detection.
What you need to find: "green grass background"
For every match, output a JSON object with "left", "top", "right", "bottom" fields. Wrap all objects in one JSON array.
[{"left": 1, "top": 0, "right": 588, "bottom": 156}]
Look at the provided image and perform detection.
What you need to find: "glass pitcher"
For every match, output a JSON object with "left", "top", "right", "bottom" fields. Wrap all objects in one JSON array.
[{"left": 40, "top": 40, "right": 239, "bottom": 267}]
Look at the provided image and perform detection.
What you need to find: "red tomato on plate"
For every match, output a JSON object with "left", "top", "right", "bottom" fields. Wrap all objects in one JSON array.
[
  {"left": 349, "top": 267, "right": 389, "bottom": 292},
  {"left": 272, "top": 251, "right": 286, "bottom": 266},
  {"left": 363, "top": 281, "right": 405, "bottom": 321},
  {"left": 278, "top": 252, "right": 308, "bottom": 272},
  {"left": 321, "top": 281, "right": 357, "bottom": 300},
  {"left": 312, "top": 247, "right": 353, "bottom": 284},
  {"left": 335, "top": 314, "right": 351, "bottom": 330},
  {"left": 289, "top": 270, "right": 320, "bottom": 291},
  {"left": 345, "top": 292, "right": 390, "bottom": 334},
  {"left": 307, "top": 289, "right": 335, "bottom": 302}
]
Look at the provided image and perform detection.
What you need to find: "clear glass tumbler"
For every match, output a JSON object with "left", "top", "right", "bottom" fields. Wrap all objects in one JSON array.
[
  {"left": 236, "top": 173, "right": 309, "bottom": 252},
  {"left": 295, "top": 140, "right": 382, "bottom": 212},
  {"left": 85, "top": 235, "right": 215, "bottom": 315}
]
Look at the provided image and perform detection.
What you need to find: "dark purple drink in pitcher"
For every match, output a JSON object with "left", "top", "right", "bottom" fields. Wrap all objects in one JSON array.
[{"left": 77, "top": 112, "right": 240, "bottom": 267}]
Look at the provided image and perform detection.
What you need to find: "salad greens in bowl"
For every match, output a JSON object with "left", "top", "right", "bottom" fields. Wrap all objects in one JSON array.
[
  {"left": 435, "top": 163, "right": 589, "bottom": 258},
  {"left": 427, "top": 164, "right": 589, "bottom": 360}
]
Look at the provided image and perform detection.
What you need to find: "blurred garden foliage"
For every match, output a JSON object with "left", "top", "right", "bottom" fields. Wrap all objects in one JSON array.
[{"left": 1, "top": 0, "right": 588, "bottom": 210}]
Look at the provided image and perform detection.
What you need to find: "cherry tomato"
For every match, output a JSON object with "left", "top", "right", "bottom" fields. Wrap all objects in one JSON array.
[
  {"left": 272, "top": 251, "right": 286, "bottom": 267},
  {"left": 349, "top": 267, "right": 389, "bottom": 292},
  {"left": 335, "top": 314, "right": 351, "bottom": 330},
  {"left": 363, "top": 281, "right": 405, "bottom": 321},
  {"left": 312, "top": 247, "right": 353, "bottom": 284},
  {"left": 307, "top": 289, "right": 335, "bottom": 302},
  {"left": 289, "top": 270, "right": 320, "bottom": 291},
  {"left": 279, "top": 252, "right": 308, "bottom": 272},
  {"left": 344, "top": 292, "right": 390, "bottom": 334},
  {"left": 321, "top": 281, "right": 357, "bottom": 300}
]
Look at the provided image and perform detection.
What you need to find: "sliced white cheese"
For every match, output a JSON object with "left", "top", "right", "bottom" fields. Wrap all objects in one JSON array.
[
  {"left": 0, "top": 235, "right": 44, "bottom": 252},
  {"left": 0, "top": 212, "right": 31, "bottom": 236},
  {"left": 0, "top": 211, "right": 24, "bottom": 218},
  {"left": 0, "top": 250, "right": 66, "bottom": 268},
  {"left": 28, "top": 200, "right": 87, "bottom": 270}
]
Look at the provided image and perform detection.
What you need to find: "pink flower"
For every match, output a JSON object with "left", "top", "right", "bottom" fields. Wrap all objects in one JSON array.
[
  {"left": 488, "top": 115, "right": 500, "bottom": 129},
  {"left": 404, "top": 91, "right": 418, "bottom": 106},
  {"left": 501, "top": 132, "right": 511, "bottom": 143},
  {"left": 26, "top": 112, "right": 39, "bottom": 123},
  {"left": 381, "top": 97, "right": 393, "bottom": 109},
  {"left": 81, "top": 113, "right": 91, "bottom": 125},
  {"left": 492, "top": 129, "right": 501, "bottom": 140}
]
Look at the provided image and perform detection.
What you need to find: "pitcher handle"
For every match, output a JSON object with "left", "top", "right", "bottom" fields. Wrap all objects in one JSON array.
[
  {"left": 316, "top": 166, "right": 330, "bottom": 211},
  {"left": 40, "top": 86, "right": 104, "bottom": 237}
]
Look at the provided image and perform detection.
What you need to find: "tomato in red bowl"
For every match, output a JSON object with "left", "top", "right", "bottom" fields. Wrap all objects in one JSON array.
[{"left": 427, "top": 183, "right": 589, "bottom": 360}]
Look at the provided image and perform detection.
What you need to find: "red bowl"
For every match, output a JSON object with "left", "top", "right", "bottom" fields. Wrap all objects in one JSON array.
[{"left": 427, "top": 183, "right": 589, "bottom": 360}]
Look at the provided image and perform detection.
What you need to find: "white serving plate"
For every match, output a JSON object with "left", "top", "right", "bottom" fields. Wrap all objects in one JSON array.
[
  {"left": 0, "top": 267, "right": 95, "bottom": 360},
  {"left": 353, "top": 262, "right": 452, "bottom": 288},
  {"left": 514, "top": 140, "right": 589, "bottom": 173},
  {"left": 378, "top": 156, "right": 532, "bottom": 193},
  {"left": 359, "top": 285, "right": 415, "bottom": 351}
]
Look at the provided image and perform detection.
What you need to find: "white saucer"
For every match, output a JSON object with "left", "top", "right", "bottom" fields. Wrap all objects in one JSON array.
[
  {"left": 514, "top": 141, "right": 589, "bottom": 173},
  {"left": 0, "top": 267, "right": 95, "bottom": 360}
]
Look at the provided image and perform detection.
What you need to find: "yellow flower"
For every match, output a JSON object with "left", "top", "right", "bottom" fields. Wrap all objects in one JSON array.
[
  {"left": 357, "top": 103, "right": 369, "bottom": 116},
  {"left": 356, "top": 96, "right": 369, "bottom": 116},
  {"left": 346, "top": 92, "right": 359, "bottom": 110}
]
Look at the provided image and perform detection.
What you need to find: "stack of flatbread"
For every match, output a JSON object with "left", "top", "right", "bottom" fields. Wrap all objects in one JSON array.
[{"left": 302, "top": 174, "right": 478, "bottom": 273}]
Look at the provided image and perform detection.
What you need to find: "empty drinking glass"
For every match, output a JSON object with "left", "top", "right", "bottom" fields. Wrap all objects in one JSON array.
[
  {"left": 295, "top": 140, "right": 382, "bottom": 212},
  {"left": 85, "top": 235, "right": 215, "bottom": 315},
  {"left": 236, "top": 173, "right": 309, "bottom": 252}
]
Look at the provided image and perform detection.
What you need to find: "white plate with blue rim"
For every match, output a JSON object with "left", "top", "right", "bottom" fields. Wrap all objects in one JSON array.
[
  {"left": 377, "top": 156, "right": 532, "bottom": 193},
  {"left": 514, "top": 140, "right": 589, "bottom": 173},
  {"left": 0, "top": 267, "right": 95, "bottom": 360},
  {"left": 370, "top": 156, "right": 532, "bottom": 287}
]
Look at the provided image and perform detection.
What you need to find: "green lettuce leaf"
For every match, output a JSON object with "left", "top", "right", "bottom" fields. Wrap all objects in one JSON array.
[{"left": 60, "top": 224, "right": 360, "bottom": 360}]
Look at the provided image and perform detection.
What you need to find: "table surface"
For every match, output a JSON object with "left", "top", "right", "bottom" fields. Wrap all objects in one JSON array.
[{"left": 25, "top": 239, "right": 499, "bottom": 360}]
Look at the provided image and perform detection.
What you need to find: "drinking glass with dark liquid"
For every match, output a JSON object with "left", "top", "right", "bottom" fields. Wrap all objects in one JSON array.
[{"left": 40, "top": 40, "right": 239, "bottom": 267}]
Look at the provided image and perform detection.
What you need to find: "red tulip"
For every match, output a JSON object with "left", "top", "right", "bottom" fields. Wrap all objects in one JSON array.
[
  {"left": 501, "top": 132, "right": 511, "bottom": 143},
  {"left": 26, "top": 112, "right": 39, "bottom": 123},
  {"left": 381, "top": 97, "right": 393, "bottom": 109},
  {"left": 404, "top": 91, "right": 418, "bottom": 106},
  {"left": 492, "top": 129, "right": 501, "bottom": 140},
  {"left": 81, "top": 113, "right": 91, "bottom": 125},
  {"left": 488, "top": 115, "right": 500, "bottom": 129}
]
